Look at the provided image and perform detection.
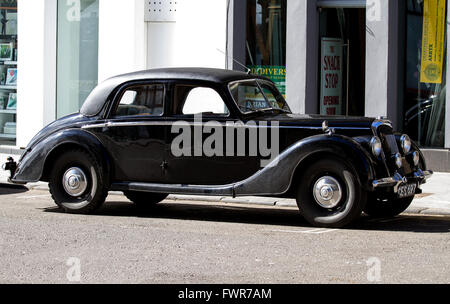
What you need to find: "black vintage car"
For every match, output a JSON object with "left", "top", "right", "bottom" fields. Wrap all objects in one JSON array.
[{"left": 4, "top": 68, "right": 432, "bottom": 228}]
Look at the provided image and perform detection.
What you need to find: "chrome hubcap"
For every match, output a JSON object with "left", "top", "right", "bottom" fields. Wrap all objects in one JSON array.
[
  {"left": 313, "top": 176, "right": 343, "bottom": 209},
  {"left": 62, "top": 167, "right": 88, "bottom": 197}
]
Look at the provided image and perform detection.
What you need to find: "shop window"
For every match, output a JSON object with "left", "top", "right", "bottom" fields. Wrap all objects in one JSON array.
[
  {"left": 56, "top": 0, "right": 99, "bottom": 119},
  {"left": 0, "top": 1, "right": 17, "bottom": 145},
  {"left": 403, "top": 0, "right": 447, "bottom": 148},
  {"left": 245, "top": 0, "right": 287, "bottom": 96}
]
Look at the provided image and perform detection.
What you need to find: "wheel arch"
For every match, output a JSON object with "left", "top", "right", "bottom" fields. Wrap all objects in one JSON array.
[
  {"left": 41, "top": 139, "right": 112, "bottom": 183},
  {"left": 233, "top": 134, "right": 377, "bottom": 197},
  {"left": 286, "top": 150, "right": 369, "bottom": 197},
  {"left": 12, "top": 129, "right": 112, "bottom": 184}
]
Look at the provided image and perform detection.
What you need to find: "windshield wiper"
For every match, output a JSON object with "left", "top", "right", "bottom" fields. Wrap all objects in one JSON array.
[{"left": 253, "top": 108, "right": 290, "bottom": 115}]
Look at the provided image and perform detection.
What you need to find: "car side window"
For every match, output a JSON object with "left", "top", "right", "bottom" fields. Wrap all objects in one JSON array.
[
  {"left": 113, "top": 84, "right": 165, "bottom": 117},
  {"left": 173, "top": 85, "right": 229, "bottom": 116}
]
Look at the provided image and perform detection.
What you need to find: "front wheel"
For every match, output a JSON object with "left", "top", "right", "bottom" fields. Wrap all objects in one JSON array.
[
  {"left": 364, "top": 196, "right": 414, "bottom": 218},
  {"left": 49, "top": 149, "right": 109, "bottom": 214},
  {"left": 296, "top": 158, "right": 367, "bottom": 228}
]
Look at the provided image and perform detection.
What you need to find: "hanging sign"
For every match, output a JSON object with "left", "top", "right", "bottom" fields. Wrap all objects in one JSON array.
[
  {"left": 420, "top": 0, "right": 446, "bottom": 84},
  {"left": 320, "top": 38, "right": 344, "bottom": 116}
]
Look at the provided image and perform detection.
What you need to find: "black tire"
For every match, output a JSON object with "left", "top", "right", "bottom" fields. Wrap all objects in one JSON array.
[
  {"left": 49, "top": 149, "right": 109, "bottom": 214},
  {"left": 124, "top": 191, "right": 168, "bottom": 207},
  {"left": 364, "top": 196, "right": 414, "bottom": 218},
  {"left": 296, "top": 158, "right": 367, "bottom": 228}
]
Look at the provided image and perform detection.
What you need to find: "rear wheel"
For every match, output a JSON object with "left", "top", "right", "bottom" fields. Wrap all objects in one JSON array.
[
  {"left": 296, "top": 158, "right": 366, "bottom": 228},
  {"left": 49, "top": 149, "right": 109, "bottom": 214},
  {"left": 124, "top": 191, "right": 168, "bottom": 207},
  {"left": 364, "top": 196, "right": 414, "bottom": 218}
]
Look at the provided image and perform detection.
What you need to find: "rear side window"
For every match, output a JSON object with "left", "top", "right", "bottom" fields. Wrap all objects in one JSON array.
[
  {"left": 172, "top": 85, "right": 229, "bottom": 116},
  {"left": 113, "top": 84, "right": 165, "bottom": 117}
]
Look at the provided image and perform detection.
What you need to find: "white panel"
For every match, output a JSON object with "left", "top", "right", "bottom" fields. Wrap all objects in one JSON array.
[
  {"left": 17, "top": 0, "right": 57, "bottom": 148},
  {"left": 145, "top": 0, "right": 179, "bottom": 22},
  {"left": 98, "top": 0, "right": 147, "bottom": 82},
  {"left": 173, "top": 0, "right": 226, "bottom": 68},
  {"left": 147, "top": 22, "right": 177, "bottom": 68}
]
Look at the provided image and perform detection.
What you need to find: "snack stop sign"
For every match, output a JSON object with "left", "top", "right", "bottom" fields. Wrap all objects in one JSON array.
[{"left": 320, "top": 38, "right": 344, "bottom": 116}]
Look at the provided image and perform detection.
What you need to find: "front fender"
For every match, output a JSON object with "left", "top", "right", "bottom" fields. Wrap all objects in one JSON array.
[
  {"left": 234, "top": 134, "right": 376, "bottom": 196},
  {"left": 12, "top": 129, "right": 109, "bottom": 183}
]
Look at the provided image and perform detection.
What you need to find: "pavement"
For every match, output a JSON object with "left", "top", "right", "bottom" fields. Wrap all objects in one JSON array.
[
  {"left": 1, "top": 152, "right": 450, "bottom": 216},
  {"left": 1, "top": 188, "right": 449, "bottom": 283}
]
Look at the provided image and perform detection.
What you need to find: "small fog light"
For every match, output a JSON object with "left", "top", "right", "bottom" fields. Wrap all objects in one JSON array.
[
  {"left": 400, "top": 135, "right": 412, "bottom": 154},
  {"left": 370, "top": 137, "right": 382, "bottom": 157}
]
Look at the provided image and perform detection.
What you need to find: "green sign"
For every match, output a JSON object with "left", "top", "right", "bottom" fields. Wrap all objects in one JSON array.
[{"left": 249, "top": 65, "right": 286, "bottom": 97}]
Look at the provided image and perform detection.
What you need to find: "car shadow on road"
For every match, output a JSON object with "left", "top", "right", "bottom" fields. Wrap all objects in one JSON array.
[
  {"left": 0, "top": 183, "right": 28, "bottom": 195},
  {"left": 44, "top": 199, "right": 450, "bottom": 233}
]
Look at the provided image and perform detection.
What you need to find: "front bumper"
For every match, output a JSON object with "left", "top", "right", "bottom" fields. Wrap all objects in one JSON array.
[{"left": 372, "top": 169, "right": 433, "bottom": 193}]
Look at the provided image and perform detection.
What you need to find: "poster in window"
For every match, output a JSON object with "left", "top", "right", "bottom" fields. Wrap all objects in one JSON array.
[
  {"left": 420, "top": 0, "right": 446, "bottom": 84},
  {"left": 248, "top": 65, "right": 286, "bottom": 98},
  {"left": 5, "top": 68, "right": 16, "bottom": 86},
  {"left": 320, "top": 38, "right": 344, "bottom": 116}
]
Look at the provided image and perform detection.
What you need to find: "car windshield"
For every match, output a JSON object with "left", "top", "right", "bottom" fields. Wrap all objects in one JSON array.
[{"left": 228, "top": 80, "right": 291, "bottom": 114}]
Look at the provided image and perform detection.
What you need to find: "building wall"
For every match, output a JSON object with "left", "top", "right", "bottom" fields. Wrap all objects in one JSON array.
[
  {"left": 98, "top": 0, "right": 147, "bottom": 82},
  {"left": 17, "top": 0, "right": 57, "bottom": 148},
  {"left": 146, "top": 0, "right": 228, "bottom": 69}
]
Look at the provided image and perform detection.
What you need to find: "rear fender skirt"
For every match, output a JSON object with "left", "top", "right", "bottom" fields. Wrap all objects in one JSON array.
[{"left": 12, "top": 129, "right": 109, "bottom": 183}]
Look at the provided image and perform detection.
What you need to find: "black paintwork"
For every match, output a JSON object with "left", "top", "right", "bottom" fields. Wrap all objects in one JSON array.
[{"left": 9, "top": 68, "right": 429, "bottom": 198}]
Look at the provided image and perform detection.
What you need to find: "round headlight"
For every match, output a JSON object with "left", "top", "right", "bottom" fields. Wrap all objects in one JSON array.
[
  {"left": 400, "top": 135, "right": 412, "bottom": 154},
  {"left": 412, "top": 151, "right": 420, "bottom": 167},
  {"left": 370, "top": 137, "right": 382, "bottom": 157},
  {"left": 395, "top": 153, "right": 403, "bottom": 168}
]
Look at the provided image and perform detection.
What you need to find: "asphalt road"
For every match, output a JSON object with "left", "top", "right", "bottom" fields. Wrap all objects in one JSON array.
[{"left": 0, "top": 185, "right": 449, "bottom": 284}]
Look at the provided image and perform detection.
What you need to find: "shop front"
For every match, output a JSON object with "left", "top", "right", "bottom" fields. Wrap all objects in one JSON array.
[
  {"left": 4, "top": 0, "right": 450, "bottom": 171},
  {"left": 233, "top": 0, "right": 449, "bottom": 156}
]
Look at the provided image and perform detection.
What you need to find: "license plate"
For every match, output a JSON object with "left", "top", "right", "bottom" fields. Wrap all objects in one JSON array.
[{"left": 397, "top": 183, "right": 417, "bottom": 198}]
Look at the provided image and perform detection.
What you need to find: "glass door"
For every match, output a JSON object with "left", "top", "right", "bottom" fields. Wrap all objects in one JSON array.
[{"left": 319, "top": 7, "right": 366, "bottom": 116}]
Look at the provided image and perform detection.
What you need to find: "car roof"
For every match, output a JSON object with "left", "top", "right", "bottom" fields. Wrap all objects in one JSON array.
[{"left": 80, "top": 68, "right": 269, "bottom": 117}]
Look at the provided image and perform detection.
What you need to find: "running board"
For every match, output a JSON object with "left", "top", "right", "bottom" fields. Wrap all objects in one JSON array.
[{"left": 110, "top": 182, "right": 235, "bottom": 197}]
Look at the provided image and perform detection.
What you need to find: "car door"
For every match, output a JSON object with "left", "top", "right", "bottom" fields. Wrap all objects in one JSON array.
[
  {"left": 90, "top": 81, "right": 169, "bottom": 183},
  {"left": 164, "top": 83, "right": 261, "bottom": 185}
]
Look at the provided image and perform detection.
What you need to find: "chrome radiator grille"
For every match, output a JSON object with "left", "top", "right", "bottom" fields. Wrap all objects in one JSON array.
[{"left": 381, "top": 133, "right": 399, "bottom": 157}]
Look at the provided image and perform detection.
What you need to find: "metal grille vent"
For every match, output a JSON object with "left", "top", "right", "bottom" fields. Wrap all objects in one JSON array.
[{"left": 145, "top": 0, "right": 179, "bottom": 22}]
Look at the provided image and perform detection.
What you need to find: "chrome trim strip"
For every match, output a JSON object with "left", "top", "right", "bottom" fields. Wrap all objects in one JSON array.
[{"left": 82, "top": 121, "right": 370, "bottom": 130}]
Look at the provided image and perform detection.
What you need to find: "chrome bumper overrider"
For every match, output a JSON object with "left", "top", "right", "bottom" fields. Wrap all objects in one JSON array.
[{"left": 372, "top": 169, "right": 433, "bottom": 192}]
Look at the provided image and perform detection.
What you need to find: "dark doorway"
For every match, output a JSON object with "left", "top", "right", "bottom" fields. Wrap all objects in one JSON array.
[{"left": 319, "top": 8, "right": 366, "bottom": 116}]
